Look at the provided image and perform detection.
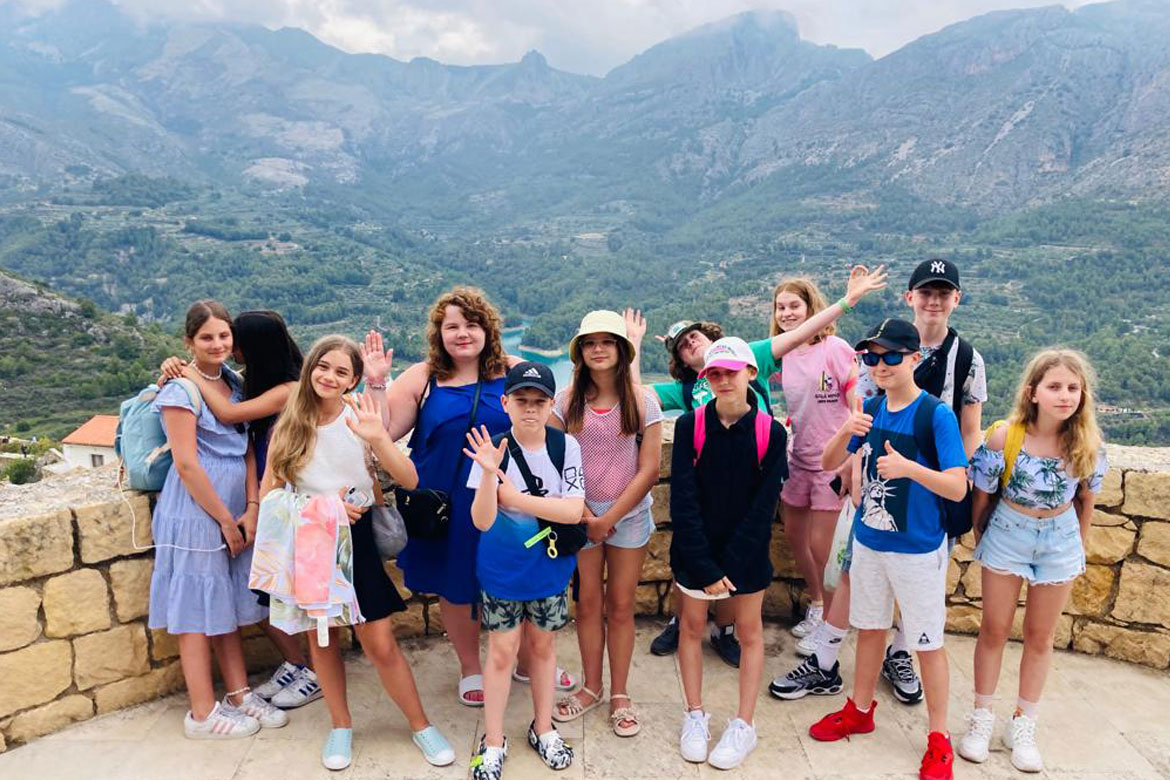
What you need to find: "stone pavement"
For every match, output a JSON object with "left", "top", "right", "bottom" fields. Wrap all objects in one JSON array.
[{"left": 2, "top": 620, "right": 1168, "bottom": 780}]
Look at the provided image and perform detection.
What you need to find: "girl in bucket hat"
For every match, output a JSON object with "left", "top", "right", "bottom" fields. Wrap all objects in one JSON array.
[{"left": 551, "top": 310, "right": 663, "bottom": 737}]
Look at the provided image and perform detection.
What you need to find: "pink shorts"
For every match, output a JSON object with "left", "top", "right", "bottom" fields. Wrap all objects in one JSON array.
[{"left": 781, "top": 464, "right": 844, "bottom": 512}]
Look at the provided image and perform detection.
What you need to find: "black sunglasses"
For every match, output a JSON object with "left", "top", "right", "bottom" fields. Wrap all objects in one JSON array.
[{"left": 860, "top": 351, "right": 910, "bottom": 367}]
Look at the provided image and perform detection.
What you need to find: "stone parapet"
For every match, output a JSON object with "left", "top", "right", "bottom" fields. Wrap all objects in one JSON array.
[{"left": 1, "top": 440, "right": 1168, "bottom": 750}]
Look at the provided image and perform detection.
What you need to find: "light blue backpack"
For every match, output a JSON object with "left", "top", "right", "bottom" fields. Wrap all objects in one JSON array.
[{"left": 115, "top": 378, "right": 203, "bottom": 492}]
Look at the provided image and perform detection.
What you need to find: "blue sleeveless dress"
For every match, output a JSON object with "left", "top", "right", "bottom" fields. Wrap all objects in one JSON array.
[{"left": 398, "top": 377, "right": 509, "bottom": 604}]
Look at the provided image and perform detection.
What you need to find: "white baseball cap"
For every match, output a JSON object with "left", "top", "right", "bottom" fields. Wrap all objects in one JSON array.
[{"left": 698, "top": 336, "right": 757, "bottom": 379}]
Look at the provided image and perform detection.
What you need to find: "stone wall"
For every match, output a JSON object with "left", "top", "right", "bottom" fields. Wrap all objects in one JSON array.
[{"left": 2, "top": 442, "right": 1169, "bottom": 750}]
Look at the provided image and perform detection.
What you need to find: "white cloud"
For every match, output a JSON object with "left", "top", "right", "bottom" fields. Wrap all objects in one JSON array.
[{"left": 3, "top": 0, "right": 1099, "bottom": 74}]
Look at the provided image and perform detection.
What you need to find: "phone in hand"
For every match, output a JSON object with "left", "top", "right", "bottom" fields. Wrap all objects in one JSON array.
[
  {"left": 829, "top": 475, "right": 844, "bottom": 496},
  {"left": 343, "top": 487, "right": 373, "bottom": 508}
]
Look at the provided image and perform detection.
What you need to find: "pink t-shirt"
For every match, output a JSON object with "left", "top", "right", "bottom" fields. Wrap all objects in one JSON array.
[
  {"left": 554, "top": 388, "right": 663, "bottom": 517},
  {"left": 780, "top": 335, "right": 856, "bottom": 471}
]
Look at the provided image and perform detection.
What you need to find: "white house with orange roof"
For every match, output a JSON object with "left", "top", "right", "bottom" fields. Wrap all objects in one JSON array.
[{"left": 61, "top": 414, "right": 119, "bottom": 470}]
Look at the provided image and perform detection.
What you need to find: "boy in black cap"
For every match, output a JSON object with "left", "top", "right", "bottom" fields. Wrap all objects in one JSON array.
[
  {"left": 464, "top": 361, "right": 586, "bottom": 780},
  {"left": 854, "top": 258, "right": 986, "bottom": 703},
  {"left": 810, "top": 319, "right": 968, "bottom": 780}
]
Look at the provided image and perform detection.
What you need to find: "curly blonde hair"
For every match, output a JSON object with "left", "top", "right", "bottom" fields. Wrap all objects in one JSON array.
[
  {"left": 1008, "top": 348, "right": 1103, "bottom": 480},
  {"left": 770, "top": 278, "right": 834, "bottom": 343},
  {"left": 426, "top": 287, "right": 508, "bottom": 382}
]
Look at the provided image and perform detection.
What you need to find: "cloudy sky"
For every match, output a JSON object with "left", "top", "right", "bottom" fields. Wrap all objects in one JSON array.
[{"left": 10, "top": 0, "right": 1095, "bottom": 74}]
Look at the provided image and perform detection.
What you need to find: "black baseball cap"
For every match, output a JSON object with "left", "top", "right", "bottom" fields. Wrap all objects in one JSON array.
[
  {"left": 908, "top": 258, "right": 961, "bottom": 291},
  {"left": 854, "top": 318, "right": 921, "bottom": 353},
  {"left": 504, "top": 361, "right": 556, "bottom": 397}
]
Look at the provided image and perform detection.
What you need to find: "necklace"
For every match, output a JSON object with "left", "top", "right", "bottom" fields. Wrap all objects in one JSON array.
[{"left": 194, "top": 365, "right": 223, "bottom": 382}]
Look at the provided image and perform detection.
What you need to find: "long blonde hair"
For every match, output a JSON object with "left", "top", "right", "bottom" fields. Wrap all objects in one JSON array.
[
  {"left": 268, "top": 335, "right": 364, "bottom": 486},
  {"left": 1008, "top": 349, "right": 1102, "bottom": 480},
  {"left": 770, "top": 278, "right": 834, "bottom": 343}
]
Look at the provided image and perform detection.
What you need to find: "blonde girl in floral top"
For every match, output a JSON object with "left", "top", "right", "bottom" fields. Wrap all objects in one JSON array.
[{"left": 957, "top": 349, "right": 1107, "bottom": 774}]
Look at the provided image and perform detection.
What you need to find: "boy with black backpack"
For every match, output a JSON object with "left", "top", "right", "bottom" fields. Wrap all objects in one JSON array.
[
  {"left": 811, "top": 319, "right": 969, "bottom": 780},
  {"left": 854, "top": 258, "right": 985, "bottom": 704},
  {"left": 464, "top": 361, "right": 586, "bottom": 780}
]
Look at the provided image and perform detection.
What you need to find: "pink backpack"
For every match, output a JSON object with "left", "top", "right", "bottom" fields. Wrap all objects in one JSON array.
[{"left": 692, "top": 403, "right": 772, "bottom": 467}]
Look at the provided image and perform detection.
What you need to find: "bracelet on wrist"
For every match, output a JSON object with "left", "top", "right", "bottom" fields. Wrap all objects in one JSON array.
[
  {"left": 837, "top": 297, "right": 853, "bottom": 314},
  {"left": 246, "top": 500, "right": 259, "bottom": 506},
  {"left": 366, "top": 381, "right": 388, "bottom": 391}
]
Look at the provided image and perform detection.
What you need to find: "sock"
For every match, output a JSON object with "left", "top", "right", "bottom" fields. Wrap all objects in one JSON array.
[
  {"left": 974, "top": 692, "right": 993, "bottom": 710},
  {"left": 816, "top": 623, "right": 848, "bottom": 671},
  {"left": 1015, "top": 697, "right": 1039, "bottom": 720},
  {"left": 854, "top": 700, "right": 872, "bottom": 714},
  {"left": 889, "top": 624, "right": 909, "bottom": 655},
  {"left": 538, "top": 729, "right": 561, "bottom": 747}
]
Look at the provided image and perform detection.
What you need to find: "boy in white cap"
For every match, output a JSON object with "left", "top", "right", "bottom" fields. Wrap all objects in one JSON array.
[{"left": 669, "top": 337, "right": 788, "bottom": 770}]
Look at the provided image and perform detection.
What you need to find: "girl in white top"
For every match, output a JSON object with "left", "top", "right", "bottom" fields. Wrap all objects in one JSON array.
[
  {"left": 261, "top": 335, "right": 455, "bottom": 771},
  {"left": 550, "top": 311, "right": 663, "bottom": 737}
]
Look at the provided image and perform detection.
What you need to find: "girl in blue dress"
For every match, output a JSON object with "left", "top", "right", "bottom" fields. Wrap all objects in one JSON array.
[
  {"left": 364, "top": 287, "right": 574, "bottom": 706},
  {"left": 149, "top": 300, "right": 287, "bottom": 739}
]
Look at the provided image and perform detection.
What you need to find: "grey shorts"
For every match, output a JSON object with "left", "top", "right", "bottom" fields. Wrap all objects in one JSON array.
[{"left": 480, "top": 589, "right": 570, "bottom": 633}]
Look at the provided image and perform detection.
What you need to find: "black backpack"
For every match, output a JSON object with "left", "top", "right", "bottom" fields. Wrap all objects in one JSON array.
[
  {"left": 863, "top": 395, "right": 973, "bottom": 539},
  {"left": 913, "top": 327, "right": 974, "bottom": 419},
  {"left": 491, "top": 427, "right": 588, "bottom": 558}
]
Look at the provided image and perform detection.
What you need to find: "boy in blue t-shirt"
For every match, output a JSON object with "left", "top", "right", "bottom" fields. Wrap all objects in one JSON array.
[
  {"left": 810, "top": 319, "right": 968, "bottom": 780},
  {"left": 465, "top": 361, "right": 586, "bottom": 780}
]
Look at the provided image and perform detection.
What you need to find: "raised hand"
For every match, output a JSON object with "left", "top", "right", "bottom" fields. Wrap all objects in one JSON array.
[
  {"left": 463, "top": 425, "right": 508, "bottom": 474},
  {"left": 343, "top": 391, "right": 389, "bottom": 444},
  {"left": 876, "top": 440, "right": 914, "bottom": 480},
  {"left": 844, "top": 264, "right": 889, "bottom": 306},
  {"left": 361, "top": 330, "right": 393, "bottom": 385},
  {"left": 623, "top": 308, "right": 647, "bottom": 347},
  {"left": 846, "top": 396, "right": 874, "bottom": 438}
]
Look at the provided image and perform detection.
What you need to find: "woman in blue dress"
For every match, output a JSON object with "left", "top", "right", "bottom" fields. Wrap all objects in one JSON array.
[
  {"left": 149, "top": 300, "right": 287, "bottom": 738},
  {"left": 364, "top": 287, "right": 574, "bottom": 706}
]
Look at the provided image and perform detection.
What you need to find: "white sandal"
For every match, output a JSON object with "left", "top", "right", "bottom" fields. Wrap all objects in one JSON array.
[
  {"left": 458, "top": 674, "right": 484, "bottom": 707},
  {"left": 609, "top": 694, "right": 641, "bottom": 737},
  {"left": 552, "top": 686, "right": 603, "bottom": 723},
  {"left": 512, "top": 666, "right": 577, "bottom": 692}
]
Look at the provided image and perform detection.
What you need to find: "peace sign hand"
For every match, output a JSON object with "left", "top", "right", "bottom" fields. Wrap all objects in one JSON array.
[
  {"left": 361, "top": 330, "right": 393, "bottom": 385},
  {"left": 463, "top": 425, "right": 508, "bottom": 474}
]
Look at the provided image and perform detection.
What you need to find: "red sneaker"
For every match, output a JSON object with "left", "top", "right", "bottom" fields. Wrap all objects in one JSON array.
[
  {"left": 920, "top": 731, "right": 954, "bottom": 780},
  {"left": 808, "top": 698, "right": 876, "bottom": 741}
]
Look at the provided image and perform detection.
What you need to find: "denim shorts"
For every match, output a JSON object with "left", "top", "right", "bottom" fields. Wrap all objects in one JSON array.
[
  {"left": 974, "top": 502, "right": 1085, "bottom": 585},
  {"left": 582, "top": 507, "right": 653, "bottom": 550}
]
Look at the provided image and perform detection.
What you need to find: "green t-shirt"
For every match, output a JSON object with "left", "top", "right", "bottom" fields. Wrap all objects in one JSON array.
[{"left": 653, "top": 337, "right": 779, "bottom": 412}]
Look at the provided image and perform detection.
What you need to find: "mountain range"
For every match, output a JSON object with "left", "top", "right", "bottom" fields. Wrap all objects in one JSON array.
[{"left": 3, "top": 0, "right": 1170, "bottom": 218}]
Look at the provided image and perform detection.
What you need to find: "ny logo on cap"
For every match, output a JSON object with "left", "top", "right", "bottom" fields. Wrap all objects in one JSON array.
[
  {"left": 523, "top": 367, "right": 542, "bottom": 378},
  {"left": 931, "top": 261, "right": 947, "bottom": 274}
]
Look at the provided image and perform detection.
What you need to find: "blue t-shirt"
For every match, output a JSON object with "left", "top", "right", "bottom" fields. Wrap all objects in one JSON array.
[
  {"left": 468, "top": 434, "right": 585, "bottom": 601},
  {"left": 847, "top": 391, "right": 967, "bottom": 554}
]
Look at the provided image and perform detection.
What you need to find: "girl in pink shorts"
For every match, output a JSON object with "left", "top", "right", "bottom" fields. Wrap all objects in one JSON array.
[{"left": 770, "top": 279, "right": 857, "bottom": 641}]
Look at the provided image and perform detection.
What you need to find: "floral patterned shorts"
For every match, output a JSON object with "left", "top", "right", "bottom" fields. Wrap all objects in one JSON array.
[{"left": 480, "top": 588, "right": 569, "bottom": 633}]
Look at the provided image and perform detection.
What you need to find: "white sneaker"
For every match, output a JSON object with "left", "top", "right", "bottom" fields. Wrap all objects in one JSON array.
[
  {"left": 270, "top": 667, "right": 324, "bottom": 708},
  {"left": 253, "top": 661, "right": 301, "bottom": 699},
  {"left": 679, "top": 710, "right": 711, "bottom": 763},
  {"left": 707, "top": 718, "right": 758, "bottom": 770},
  {"left": 184, "top": 701, "right": 260, "bottom": 739},
  {"left": 792, "top": 604, "right": 823, "bottom": 638},
  {"left": 957, "top": 708, "right": 996, "bottom": 763},
  {"left": 1004, "top": 714, "right": 1044, "bottom": 773},
  {"left": 234, "top": 692, "right": 289, "bottom": 728},
  {"left": 795, "top": 632, "right": 818, "bottom": 657}
]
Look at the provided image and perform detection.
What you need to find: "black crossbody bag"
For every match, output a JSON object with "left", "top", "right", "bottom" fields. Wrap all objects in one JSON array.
[{"left": 394, "top": 377, "right": 483, "bottom": 540}]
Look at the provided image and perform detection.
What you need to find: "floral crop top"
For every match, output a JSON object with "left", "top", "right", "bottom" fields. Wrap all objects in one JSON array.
[{"left": 968, "top": 445, "right": 1108, "bottom": 509}]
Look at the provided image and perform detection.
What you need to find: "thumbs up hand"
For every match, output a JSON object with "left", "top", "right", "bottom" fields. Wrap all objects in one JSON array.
[
  {"left": 876, "top": 439, "right": 914, "bottom": 480},
  {"left": 846, "top": 396, "right": 873, "bottom": 438}
]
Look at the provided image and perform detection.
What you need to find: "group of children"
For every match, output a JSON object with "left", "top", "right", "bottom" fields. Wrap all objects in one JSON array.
[{"left": 145, "top": 259, "right": 1105, "bottom": 780}]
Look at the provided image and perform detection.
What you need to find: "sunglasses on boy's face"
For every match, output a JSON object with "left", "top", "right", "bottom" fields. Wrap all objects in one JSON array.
[{"left": 860, "top": 351, "right": 912, "bottom": 367}]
